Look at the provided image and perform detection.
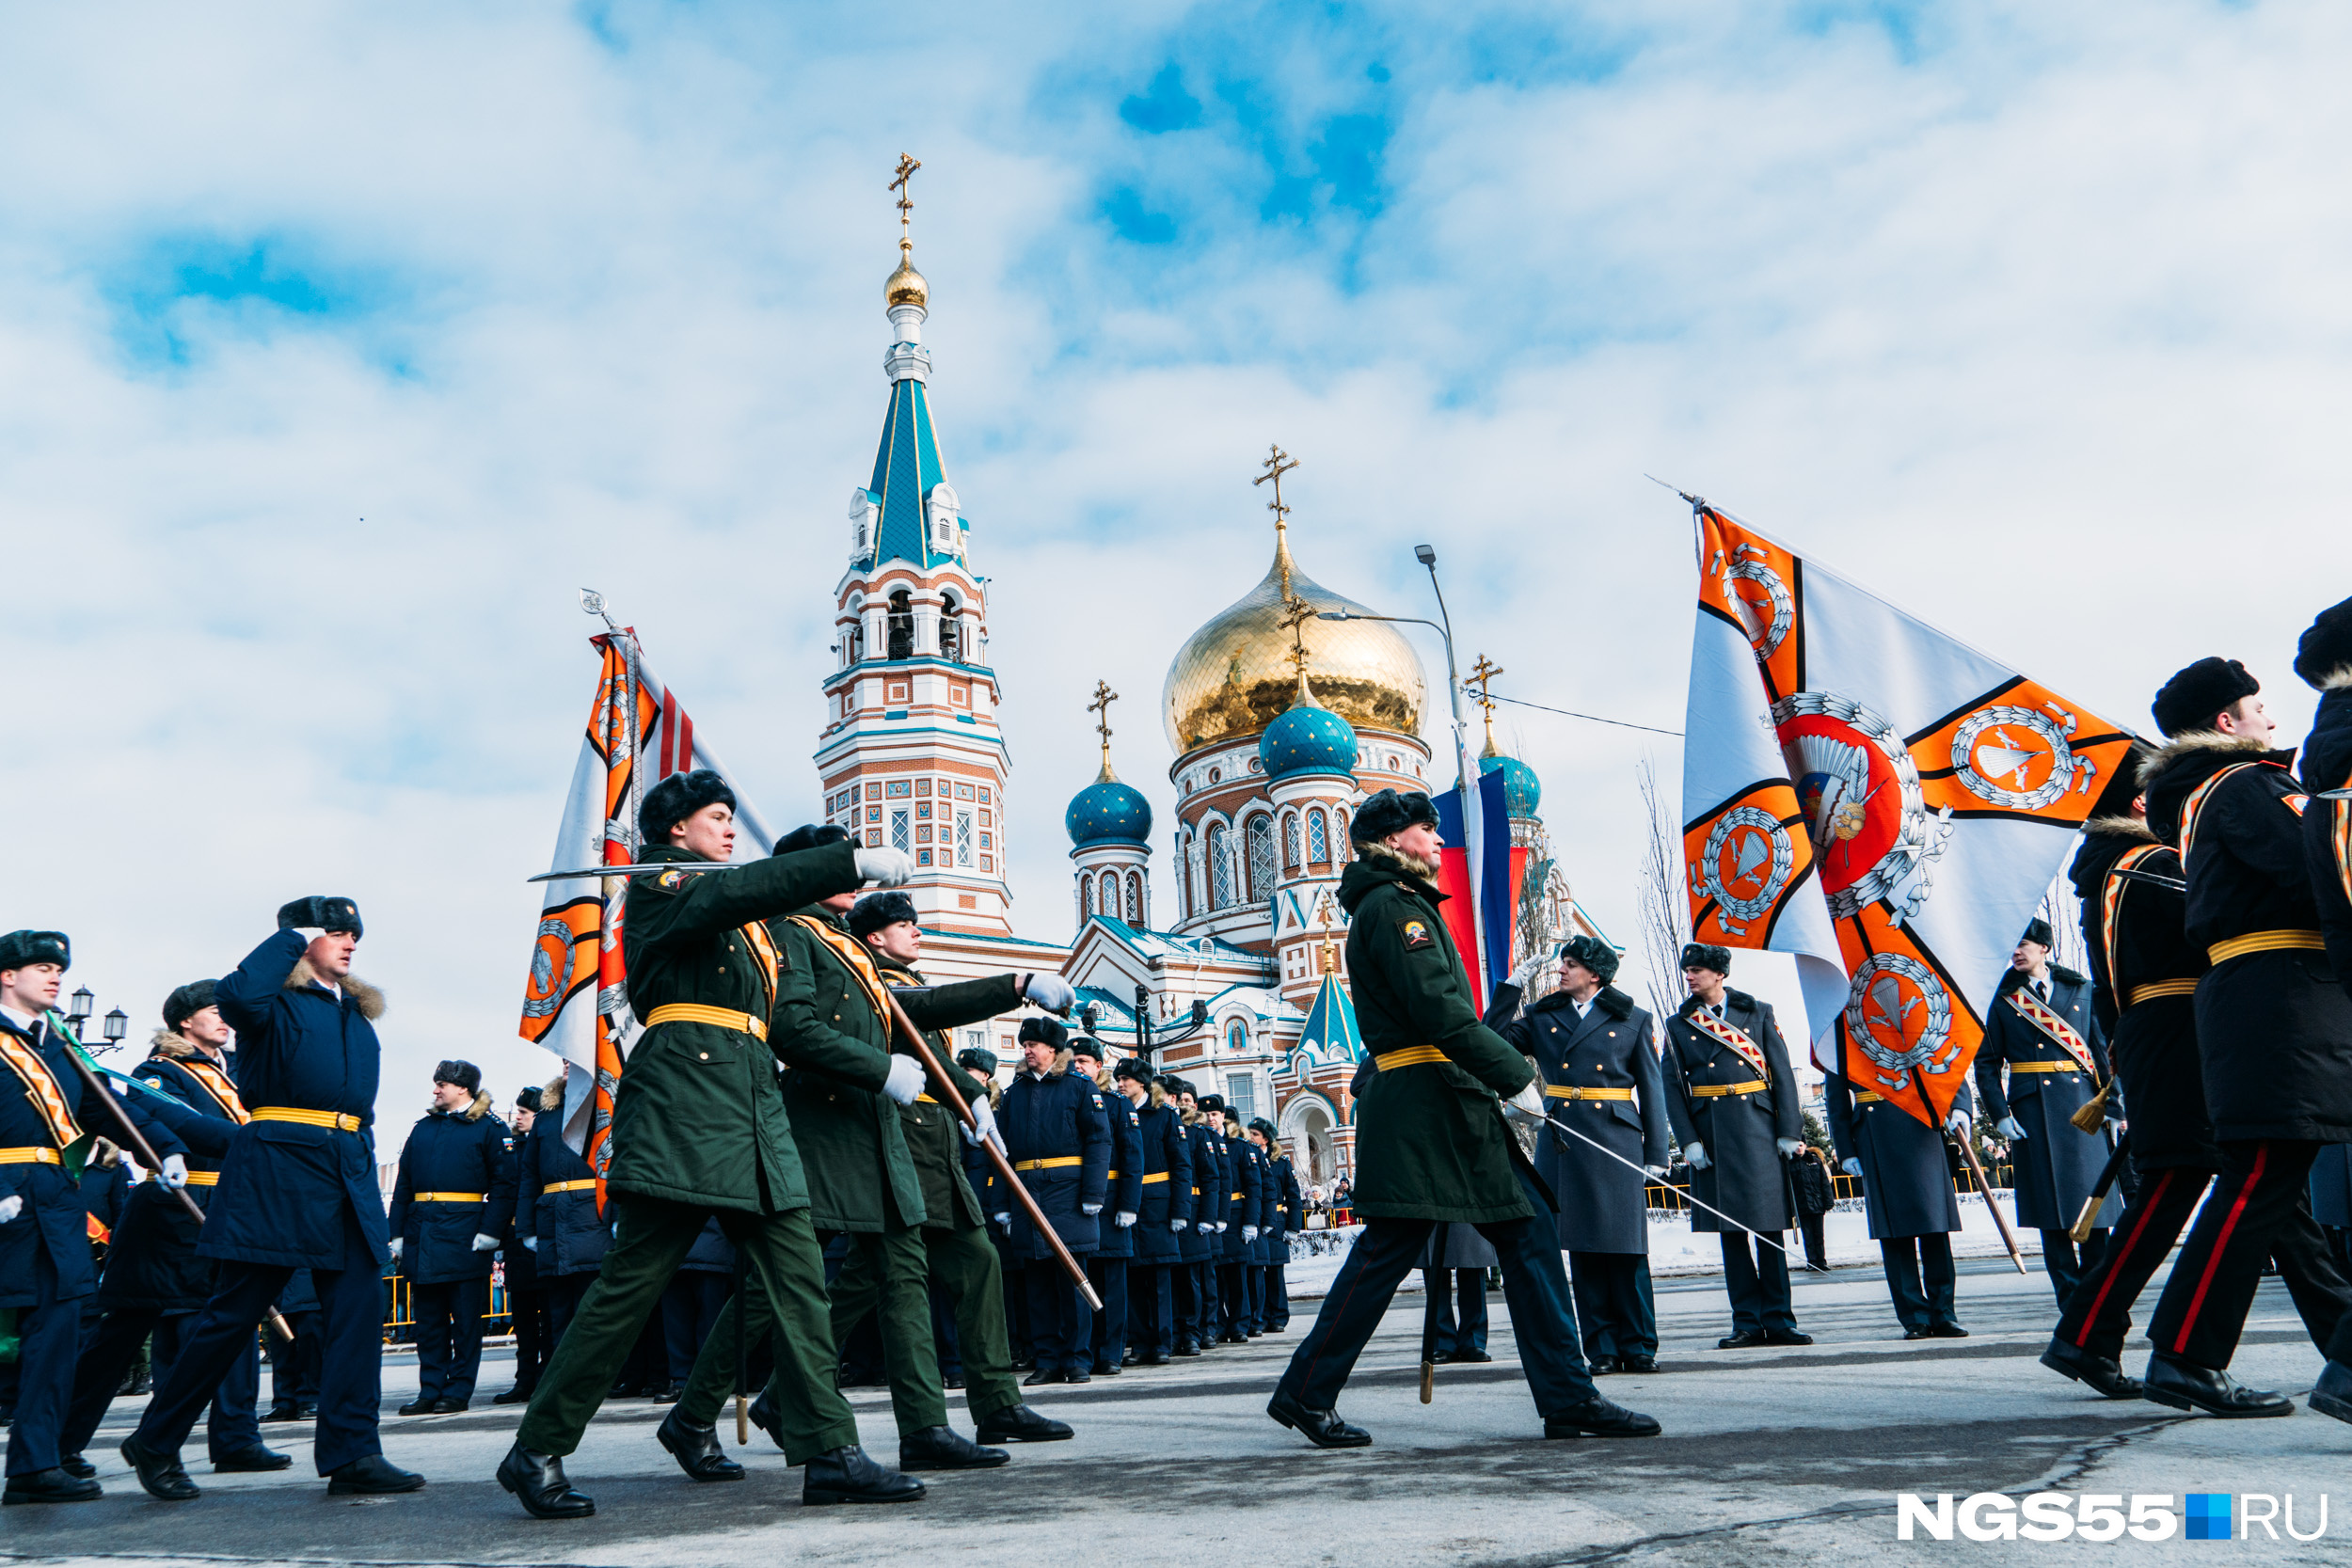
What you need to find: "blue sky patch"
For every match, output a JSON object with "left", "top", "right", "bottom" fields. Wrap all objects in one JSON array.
[{"left": 101, "top": 235, "right": 394, "bottom": 368}]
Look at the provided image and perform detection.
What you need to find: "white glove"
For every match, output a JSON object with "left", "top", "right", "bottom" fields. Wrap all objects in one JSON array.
[
  {"left": 612, "top": 1221, "right": 622, "bottom": 1239},
  {"left": 1645, "top": 1164, "right": 1669, "bottom": 1179},
  {"left": 1995, "top": 1115, "right": 2027, "bottom": 1141},
  {"left": 1023, "top": 972, "right": 1076, "bottom": 1013},
  {"left": 160, "top": 1153, "right": 189, "bottom": 1189},
  {"left": 882, "top": 1054, "right": 926, "bottom": 1105},
  {"left": 960, "top": 1098, "right": 998, "bottom": 1148},
  {"left": 1082, "top": 1202, "right": 1103, "bottom": 1216},
  {"left": 388, "top": 1237, "right": 405, "bottom": 1260},
  {"left": 1841, "top": 1157, "right": 1865, "bottom": 1177},
  {"left": 1243, "top": 1225, "right": 1259, "bottom": 1242},
  {"left": 993, "top": 1212, "right": 1011, "bottom": 1228},
  {"left": 1216, "top": 1221, "right": 1228, "bottom": 1233},
  {"left": 1502, "top": 1082, "right": 1547, "bottom": 1124},
  {"left": 1944, "top": 1107, "right": 1973, "bottom": 1136},
  {"left": 1116, "top": 1211, "right": 1136, "bottom": 1227},
  {"left": 521, "top": 1236, "right": 537, "bottom": 1252},
  {"left": 472, "top": 1233, "right": 499, "bottom": 1251},
  {"left": 0, "top": 1195, "right": 21, "bottom": 1224},
  {"left": 854, "top": 847, "right": 914, "bottom": 887},
  {"left": 1170, "top": 1217, "right": 1188, "bottom": 1231},
  {"left": 290, "top": 927, "right": 326, "bottom": 944},
  {"left": 1776, "top": 1138, "right": 1804, "bottom": 1157},
  {"left": 1507, "top": 956, "right": 1545, "bottom": 990},
  {"left": 1684, "top": 1142, "right": 1709, "bottom": 1171}
]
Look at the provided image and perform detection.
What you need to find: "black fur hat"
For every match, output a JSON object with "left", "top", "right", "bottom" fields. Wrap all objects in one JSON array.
[
  {"left": 515, "top": 1085, "right": 545, "bottom": 1114},
  {"left": 0, "top": 929, "right": 69, "bottom": 973},
  {"left": 1352, "top": 787, "right": 1440, "bottom": 845},
  {"left": 2152, "top": 657, "right": 2261, "bottom": 737},
  {"left": 1113, "top": 1056, "right": 1152, "bottom": 1085},
  {"left": 2294, "top": 596, "right": 2352, "bottom": 689},
  {"left": 1069, "top": 1036, "right": 1104, "bottom": 1063},
  {"left": 434, "top": 1059, "right": 482, "bottom": 1094},
  {"left": 640, "top": 768, "right": 737, "bottom": 848},
  {"left": 774, "top": 821, "right": 851, "bottom": 857},
  {"left": 1680, "top": 942, "right": 1732, "bottom": 975},
  {"left": 1017, "top": 1016, "right": 1068, "bottom": 1051},
  {"left": 162, "top": 979, "right": 217, "bottom": 1031},
  {"left": 1248, "top": 1117, "right": 1278, "bottom": 1141},
  {"left": 277, "top": 895, "right": 362, "bottom": 938},
  {"left": 2019, "top": 918, "right": 2054, "bottom": 949},
  {"left": 957, "top": 1047, "right": 999, "bottom": 1077},
  {"left": 1559, "top": 933, "right": 1620, "bottom": 985},
  {"left": 849, "top": 891, "right": 918, "bottom": 939}
]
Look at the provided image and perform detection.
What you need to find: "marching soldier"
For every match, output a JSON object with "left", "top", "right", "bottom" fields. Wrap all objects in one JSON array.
[
  {"left": 1661, "top": 943, "right": 1812, "bottom": 1351},
  {"left": 512, "top": 1073, "right": 608, "bottom": 1353},
  {"left": 60, "top": 982, "right": 289, "bottom": 1479},
  {"left": 1248, "top": 1117, "right": 1295, "bottom": 1334},
  {"left": 2, "top": 933, "right": 208, "bottom": 1505},
  {"left": 1486, "top": 934, "right": 1670, "bottom": 1374},
  {"left": 2304, "top": 597, "right": 2352, "bottom": 1421},
  {"left": 1170, "top": 1078, "right": 1219, "bottom": 1355},
  {"left": 2137, "top": 655, "right": 2352, "bottom": 1416},
  {"left": 999, "top": 1018, "right": 1110, "bottom": 1384},
  {"left": 1824, "top": 1066, "right": 1975, "bottom": 1339},
  {"left": 389, "top": 1058, "right": 515, "bottom": 1414},
  {"left": 1268, "top": 789, "right": 1658, "bottom": 1447},
  {"left": 1120, "top": 1059, "right": 1192, "bottom": 1362},
  {"left": 497, "top": 772, "right": 923, "bottom": 1516},
  {"left": 1976, "top": 921, "right": 2116, "bottom": 1307},
  {"left": 122, "top": 898, "right": 424, "bottom": 1500},
  {"left": 1071, "top": 1037, "right": 1139, "bottom": 1375}
]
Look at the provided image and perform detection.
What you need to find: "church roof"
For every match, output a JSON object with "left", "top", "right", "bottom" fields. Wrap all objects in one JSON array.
[
  {"left": 1295, "top": 970, "right": 1362, "bottom": 1063},
  {"left": 863, "top": 374, "right": 952, "bottom": 571},
  {"left": 1086, "top": 916, "right": 1271, "bottom": 970}
]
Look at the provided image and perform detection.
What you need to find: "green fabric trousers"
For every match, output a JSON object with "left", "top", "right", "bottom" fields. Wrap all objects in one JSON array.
[
  {"left": 909, "top": 1222, "right": 1022, "bottom": 1422},
  {"left": 682, "top": 1222, "right": 943, "bottom": 1438},
  {"left": 515, "top": 1194, "right": 857, "bottom": 1464}
]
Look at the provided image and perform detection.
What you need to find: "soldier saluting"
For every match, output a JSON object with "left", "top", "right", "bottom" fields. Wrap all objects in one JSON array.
[
  {"left": 1266, "top": 788, "right": 1659, "bottom": 1447},
  {"left": 1661, "top": 943, "right": 1812, "bottom": 1352}
]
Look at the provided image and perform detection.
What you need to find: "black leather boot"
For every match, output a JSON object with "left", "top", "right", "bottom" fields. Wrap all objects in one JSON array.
[
  {"left": 2144, "top": 1354, "right": 2292, "bottom": 1418},
  {"left": 1265, "top": 1389, "right": 1371, "bottom": 1449},
  {"left": 497, "top": 1442, "right": 594, "bottom": 1518},
  {"left": 1544, "top": 1394, "right": 1662, "bottom": 1438},
  {"left": 974, "top": 1403, "right": 1073, "bottom": 1443},
  {"left": 58, "top": 1453, "right": 96, "bottom": 1480},
  {"left": 327, "top": 1454, "right": 426, "bottom": 1495},
  {"left": 2041, "top": 1338, "right": 2144, "bottom": 1400},
  {"left": 119, "top": 1435, "right": 199, "bottom": 1501},
  {"left": 657, "top": 1409, "right": 744, "bottom": 1482},
  {"left": 213, "top": 1444, "right": 294, "bottom": 1472},
  {"left": 3, "top": 1467, "right": 102, "bottom": 1505},
  {"left": 801, "top": 1445, "right": 925, "bottom": 1505},
  {"left": 746, "top": 1388, "right": 786, "bottom": 1449},
  {"left": 2312, "top": 1358, "right": 2352, "bottom": 1425},
  {"left": 897, "top": 1426, "right": 1009, "bottom": 1471}
]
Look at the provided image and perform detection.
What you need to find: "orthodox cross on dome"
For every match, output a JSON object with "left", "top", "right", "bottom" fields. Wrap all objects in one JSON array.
[
  {"left": 889, "top": 152, "right": 922, "bottom": 260},
  {"left": 1087, "top": 680, "right": 1120, "bottom": 783},
  {"left": 1254, "top": 443, "right": 1300, "bottom": 594},
  {"left": 1466, "top": 654, "right": 1506, "bottom": 757},
  {"left": 1277, "top": 590, "right": 1319, "bottom": 705}
]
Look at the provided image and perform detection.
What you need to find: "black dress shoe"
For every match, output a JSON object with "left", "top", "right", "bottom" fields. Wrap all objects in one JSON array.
[
  {"left": 1763, "top": 1329, "right": 1814, "bottom": 1346},
  {"left": 2041, "top": 1338, "right": 2144, "bottom": 1400},
  {"left": 261, "top": 1403, "right": 300, "bottom": 1422},
  {"left": 1927, "top": 1323, "right": 1969, "bottom": 1338},
  {"left": 1587, "top": 1354, "right": 1621, "bottom": 1374},
  {"left": 898, "top": 1425, "right": 1010, "bottom": 1471},
  {"left": 294, "top": 1402, "right": 318, "bottom": 1419},
  {"left": 2311, "top": 1359, "right": 2352, "bottom": 1425},
  {"left": 802, "top": 1445, "right": 925, "bottom": 1505},
  {"left": 1544, "top": 1394, "right": 1662, "bottom": 1438},
  {"left": 397, "top": 1395, "right": 438, "bottom": 1416},
  {"left": 1903, "top": 1327, "right": 1931, "bottom": 1340},
  {"left": 213, "top": 1445, "right": 294, "bottom": 1472},
  {"left": 1172, "top": 1340, "right": 1201, "bottom": 1357},
  {"left": 974, "top": 1402, "right": 1073, "bottom": 1443},
  {"left": 1091, "top": 1361, "right": 1122, "bottom": 1377},
  {"left": 432, "top": 1397, "right": 469, "bottom": 1414},
  {"left": 943, "top": 1372, "right": 963, "bottom": 1390},
  {"left": 3, "top": 1467, "right": 102, "bottom": 1505},
  {"left": 1140, "top": 1350, "right": 1169, "bottom": 1366},
  {"left": 1717, "top": 1329, "right": 1769, "bottom": 1349},
  {"left": 1618, "top": 1354, "right": 1660, "bottom": 1374},
  {"left": 1010, "top": 1356, "right": 1036, "bottom": 1371},
  {"left": 120, "top": 1435, "right": 199, "bottom": 1501},
  {"left": 650, "top": 1383, "right": 681, "bottom": 1404},
  {"left": 2143, "top": 1353, "right": 2293, "bottom": 1418},
  {"left": 657, "top": 1409, "right": 744, "bottom": 1482},
  {"left": 1063, "top": 1369, "right": 1091, "bottom": 1385},
  {"left": 1265, "top": 1389, "right": 1372, "bottom": 1449},
  {"left": 328, "top": 1454, "right": 426, "bottom": 1495},
  {"left": 491, "top": 1386, "right": 533, "bottom": 1405},
  {"left": 59, "top": 1452, "right": 96, "bottom": 1480},
  {"left": 1453, "top": 1348, "right": 1494, "bottom": 1364},
  {"left": 1120, "top": 1349, "right": 1137, "bottom": 1366},
  {"left": 1022, "top": 1367, "right": 1065, "bottom": 1386},
  {"left": 497, "top": 1442, "right": 593, "bottom": 1518},
  {"left": 747, "top": 1388, "right": 786, "bottom": 1450}
]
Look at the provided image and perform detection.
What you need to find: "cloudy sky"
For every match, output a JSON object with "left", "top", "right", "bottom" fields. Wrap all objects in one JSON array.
[{"left": 5, "top": 2, "right": 2343, "bottom": 1134}]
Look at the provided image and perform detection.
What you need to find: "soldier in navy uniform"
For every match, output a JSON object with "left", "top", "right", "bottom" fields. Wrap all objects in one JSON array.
[
  {"left": 997, "top": 1018, "right": 1110, "bottom": 1384},
  {"left": 1, "top": 933, "right": 209, "bottom": 1505},
  {"left": 494, "top": 1086, "right": 548, "bottom": 1405},
  {"left": 123, "top": 898, "right": 426, "bottom": 1502},
  {"left": 1204, "top": 1095, "right": 1263, "bottom": 1341},
  {"left": 1825, "top": 1063, "right": 1975, "bottom": 1338},
  {"left": 60, "top": 981, "right": 290, "bottom": 1478},
  {"left": 1976, "top": 920, "right": 2117, "bottom": 1307},
  {"left": 389, "top": 1058, "right": 516, "bottom": 1415},
  {"left": 1248, "top": 1117, "right": 1294, "bottom": 1334},
  {"left": 1169, "top": 1078, "right": 1219, "bottom": 1355},
  {"left": 513, "top": 1073, "right": 609, "bottom": 1351},
  {"left": 2299, "top": 600, "right": 2352, "bottom": 1424},
  {"left": 1661, "top": 944, "right": 1812, "bottom": 1350},
  {"left": 1117, "top": 1059, "right": 1191, "bottom": 1363},
  {"left": 1071, "top": 1038, "right": 1138, "bottom": 1375},
  {"left": 1485, "top": 935, "right": 1670, "bottom": 1373}
]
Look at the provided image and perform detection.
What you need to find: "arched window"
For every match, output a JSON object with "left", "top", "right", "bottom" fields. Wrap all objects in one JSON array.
[
  {"left": 887, "top": 591, "right": 914, "bottom": 660},
  {"left": 1125, "top": 871, "right": 1142, "bottom": 925},
  {"left": 940, "top": 594, "right": 961, "bottom": 663},
  {"left": 1180, "top": 832, "right": 1195, "bottom": 919},
  {"left": 1208, "top": 824, "right": 1233, "bottom": 910},
  {"left": 1282, "top": 811, "right": 1300, "bottom": 868},
  {"left": 1079, "top": 878, "right": 1093, "bottom": 919},
  {"left": 1100, "top": 871, "right": 1119, "bottom": 919},
  {"left": 1226, "top": 1021, "right": 1248, "bottom": 1055},
  {"left": 1334, "top": 808, "right": 1349, "bottom": 859},
  {"left": 1307, "top": 808, "right": 1329, "bottom": 864},
  {"left": 1246, "top": 815, "right": 1276, "bottom": 903}
]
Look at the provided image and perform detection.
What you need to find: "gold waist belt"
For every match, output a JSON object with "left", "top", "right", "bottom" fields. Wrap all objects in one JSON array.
[
  {"left": 1231, "top": 1192, "right": 1244, "bottom": 1201},
  {"left": 180, "top": 1169, "right": 219, "bottom": 1186},
  {"left": 2008, "top": 1061, "right": 2081, "bottom": 1074},
  {"left": 644, "top": 1003, "right": 768, "bottom": 1040},
  {"left": 1545, "top": 1085, "right": 1633, "bottom": 1101},
  {"left": 2207, "top": 930, "right": 2325, "bottom": 965},
  {"left": 2127, "top": 979, "right": 2200, "bottom": 1006},
  {"left": 1013, "top": 1157, "right": 1082, "bottom": 1172},
  {"left": 1374, "top": 1045, "right": 1450, "bottom": 1071},
  {"left": 1853, "top": 1091, "right": 1887, "bottom": 1104},
  {"left": 1141, "top": 1172, "right": 1169, "bottom": 1184},
  {"left": 412, "top": 1192, "right": 485, "bottom": 1203},
  {"left": 542, "top": 1180, "right": 597, "bottom": 1196},
  {"left": 0, "top": 1147, "right": 61, "bottom": 1165},
  {"left": 251, "top": 1107, "right": 361, "bottom": 1132},
  {"left": 1690, "top": 1080, "right": 1768, "bottom": 1098}
]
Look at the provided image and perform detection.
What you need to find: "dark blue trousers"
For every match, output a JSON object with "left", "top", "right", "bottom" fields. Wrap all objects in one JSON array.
[
  {"left": 1023, "top": 1263, "right": 1093, "bottom": 1375},
  {"left": 5, "top": 1243, "right": 87, "bottom": 1476},
  {"left": 659, "top": 1271, "right": 731, "bottom": 1386},
  {"left": 1721, "top": 1232, "right": 1797, "bottom": 1335},
  {"left": 1279, "top": 1170, "right": 1597, "bottom": 1418},
  {"left": 1217, "top": 1260, "right": 1256, "bottom": 1338},
  {"left": 411, "top": 1276, "right": 488, "bottom": 1402},
  {"left": 1879, "top": 1233, "right": 1959, "bottom": 1330},
  {"left": 1173, "top": 1259, "right": 1209, "bottom": 1346},
  {"left": 2038, "top": 1228, "right": 2111, "bottom": 1308},
  {"left": 133, "top": 1212, "right": 385, "bottom": 1474},
  {"left": 1265, "top": 1255, "right": 1291, "bottom": 1329},
  {"left": 1568, "top": 1252, "right": 1657, "bottom": 1359},
  {"left": 1127, "top": 1262, "right": 1173, "bottom": 1354},
  {"left": 63, "top": 1308, "right": 262, "bottom": 1461},
  {"left": 1089, "top": 1257, "right": 1128, "bottom": 1371},
  {"left": 1422, "top": 1267, "right": 1490, "bottom": 1355}
]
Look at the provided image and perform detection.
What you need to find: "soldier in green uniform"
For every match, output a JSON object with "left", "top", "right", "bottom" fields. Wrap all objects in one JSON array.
[
  {"left": 1266, "top": 788, "right": 1661, "bottom": 1449},
  {"left": 672, "top": 836, "right": 1078, "bottom": 1473},
  {"left": 496, "top": 771, "right": 924, "bottom": 1518}
]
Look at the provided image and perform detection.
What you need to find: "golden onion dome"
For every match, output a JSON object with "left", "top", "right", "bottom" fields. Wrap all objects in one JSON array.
[
  {"left": 885, "top": 247, "right": 929, "bottom": 310},
  {"left": 1163, "top": 531, "right": 1425, "bottom": 753}
]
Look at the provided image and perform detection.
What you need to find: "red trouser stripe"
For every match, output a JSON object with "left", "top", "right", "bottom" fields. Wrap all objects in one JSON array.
[
  {"left": 2170, "top": 1145, "right": 2267, "bottom": 1354},
  {"left": 2074, "top": 1169, "right": 2174, "bottom": 1347}
]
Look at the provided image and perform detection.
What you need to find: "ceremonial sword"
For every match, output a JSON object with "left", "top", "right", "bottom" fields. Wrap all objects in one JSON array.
[
  {"left": 1502, "top": 1101, "right": 1789, "bottom": 1254},
  {"left": 2108, "top": 866, "right": 2187, "bottom": 894},
  {"left": 527, "top": 862, "right": 748, "bottom": 882}
]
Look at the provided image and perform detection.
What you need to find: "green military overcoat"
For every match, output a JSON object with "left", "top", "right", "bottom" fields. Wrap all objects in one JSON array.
[
  {"left": 1340, "top": 850, "right": 1536, "bottom": 1225},
  {"left": 608, "top": 841, "right": 862, "bottom": 1212},
  {"left": 876, "top": 951, "right": 1003, "bottom": 1232},
  {"left": 772, "top": 907, "right": 1016, "bottom": 1233}
]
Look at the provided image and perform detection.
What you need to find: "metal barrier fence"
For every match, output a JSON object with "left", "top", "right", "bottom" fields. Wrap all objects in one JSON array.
[
  {"left": 1643, "top": 1163, "right": 2016, "bottom": 1213},
  {"left": 380, "top": 1273, "right": 513, "bottom": 1345}
]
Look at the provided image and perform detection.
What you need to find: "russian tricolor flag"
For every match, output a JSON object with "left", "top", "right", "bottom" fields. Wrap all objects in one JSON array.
[{"left": 1434, "top": 768, "right": 1513, "bottom": 1012}]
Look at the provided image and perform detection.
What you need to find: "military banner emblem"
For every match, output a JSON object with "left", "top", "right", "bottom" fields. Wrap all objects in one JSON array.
[{"left": 1679, "top": 502, "right": 2132, "bottom": 1127}]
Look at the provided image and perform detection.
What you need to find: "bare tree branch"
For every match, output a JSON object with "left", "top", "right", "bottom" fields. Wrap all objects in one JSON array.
[{"left": 1634, "top": 754, "right": 1692, "bottom": 1031}]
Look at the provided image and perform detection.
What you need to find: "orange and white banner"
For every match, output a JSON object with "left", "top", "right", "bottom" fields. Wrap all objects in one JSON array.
[{"left": 1679, "top": 505, "right": 2132, "bottom": 1128}]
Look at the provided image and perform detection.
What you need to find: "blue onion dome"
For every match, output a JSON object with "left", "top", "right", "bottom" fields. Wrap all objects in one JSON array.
[
  {"left": 1481, "top": 749, "right": 1542, "bottom": 819},
  {"left": 1067, "top": 763, "right": 1152, "bottom": 846},
  {"left": 1261, "top": 699, "right": 1359, "bottom": 781}
]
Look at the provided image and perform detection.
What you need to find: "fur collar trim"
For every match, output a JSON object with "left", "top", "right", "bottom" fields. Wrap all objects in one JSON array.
[
  {"left": 1024, "top": 1046, "right": 1075, "bottom": 1080},
  {"left": 2143, "top": 729, "right": 2272, "bottom": 784},
  {"left": 540, "top": 1073, "right": 566, "bottom": 1112},
  {"left": 2084, "top": 813, "right": 2155, "bottom": 843},
  {"left": 1677, "top": 987, "right": 1756, "bottom": 1019},
  {"left": 2319, "top": 666, "right": 2352, "bottom": 692},
  {"left": 285, "top": 958, "right": 386, "bottom": 1020},
  {"left": 1997, "top": 963, "right": 2087, "bottom": 995},
  {"left": 145, "top": 1026, "right": 228, "bottom": 1063},
  {"left": 1534, "top": 984, "right": 1634, "bottom": 1022},
  {"left": 427, "top": 1091, "right": 495, "bottom": 1122},
  {"left": 1357, "top": 838, "right": 1439, "bottom": 886},
  {"left": 1146, "top": 1082, "right": 1168, "bottom": 1111}
]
